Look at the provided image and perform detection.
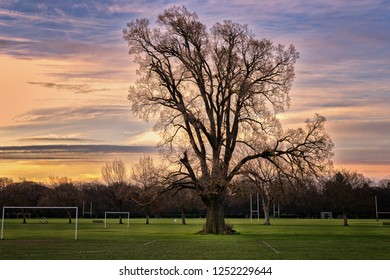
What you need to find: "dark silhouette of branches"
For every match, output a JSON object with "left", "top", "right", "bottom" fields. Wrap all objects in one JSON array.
[{"left": 123, "top": 6, "right": 333, "bottom": 234}]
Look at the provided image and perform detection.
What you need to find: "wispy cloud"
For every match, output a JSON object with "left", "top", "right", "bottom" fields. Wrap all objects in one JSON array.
[
  {"left": 0, "top": 144, "right": 157, "bottom": 153},
  {"left": 17, "top": 133, "right": 99, "bottom": 143},
  {"left": 28, "top": 81, "right": 108, "bottom": 94},
  {"left": 0, "top": 144, "right": 157, "bottom": 160},
  {"left": 1, "top": 105, "right": 155, "bottom": 147},
  {"left": 11, "top": 105, "right": 133, "bottom": 124}
]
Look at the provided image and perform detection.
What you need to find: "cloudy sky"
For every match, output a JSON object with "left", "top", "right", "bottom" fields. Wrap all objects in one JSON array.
[{"left": 0, "top": 0, "right": 389, "bottom": 181}]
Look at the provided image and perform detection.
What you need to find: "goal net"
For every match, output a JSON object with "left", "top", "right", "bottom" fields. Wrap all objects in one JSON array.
[{"left": 1, "top": 206, "right": 79, "bottom": 240}]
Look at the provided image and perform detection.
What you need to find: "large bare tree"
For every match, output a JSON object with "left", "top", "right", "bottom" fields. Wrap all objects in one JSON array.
[{"left": 123, "top": 6, "right": 333, "bottom": 234}]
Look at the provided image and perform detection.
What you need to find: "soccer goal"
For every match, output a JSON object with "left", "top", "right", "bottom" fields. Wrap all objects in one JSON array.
[
  {"left": 320, "top": 212, "right": 333, "bottom": 219},
  {"left": 1, "top": 206, "right": 79, "bottom": 240},
  {"left": 104, "top": 212, "right": 130, "bottom": 229}
]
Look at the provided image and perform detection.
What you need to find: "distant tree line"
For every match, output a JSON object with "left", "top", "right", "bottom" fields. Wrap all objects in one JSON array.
[{"left": 1, "top": 167, "right": 389, "bottom": 225}]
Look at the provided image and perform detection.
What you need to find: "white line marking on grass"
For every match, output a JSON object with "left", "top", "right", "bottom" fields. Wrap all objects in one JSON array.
[
  {"left": 143, "top": 240, "right": 157, "bottom": 246},
  {"left": 262, "top": 240, "right": 279, "bottom": 254},
  {"left": 23, "top": 250, "right": 108, "bottom": 257}
]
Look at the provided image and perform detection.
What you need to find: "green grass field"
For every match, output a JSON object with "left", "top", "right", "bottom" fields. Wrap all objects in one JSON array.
[{"left": 1, "top": 218, "right": 389, "bottom": 260}]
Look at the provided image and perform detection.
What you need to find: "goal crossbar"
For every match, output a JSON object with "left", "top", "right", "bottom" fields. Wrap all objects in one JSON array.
[
  {"left": 375, "top": 195, "right": 390, "bottom": 221},
  {"left": 104, "top": 211, "right": 130, "bottom": 229},
  {"left": 1, "top": 206, "right": 79, "bottom": 240}
]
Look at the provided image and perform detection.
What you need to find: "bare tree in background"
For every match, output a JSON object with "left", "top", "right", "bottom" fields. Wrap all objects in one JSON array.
[
  {"left": 242, "top": 158, "right": 284, "bottom": 225},
  {"left": 167, "top": 188, "right": 200, "bottom": 225},
  {"left": 123, "top": 6, "right": 334, "bottom": 234},
  {"left": 323, "top": 169, "right": 367, "bottom": 226},
  {"left": 39, "top": 181, "right": 81, "bottom": 224},
  {"left": 0, "top": 177, "right": 13, "bottom": 189},
  {"left": 101, "top": 159, "right": 127, "bottom": 186},
  {"left": 130, "top": 155, "right": 162, "bottom": 224},
  {"left": 101, "top": 159, "right": 129, "bottom": 224},
  {"left": 1, "top": 180, "right": 47, "bottom": 223}
]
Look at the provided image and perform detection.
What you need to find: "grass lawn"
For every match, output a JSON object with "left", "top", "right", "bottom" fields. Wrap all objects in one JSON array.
[{"left": 0, "top": 218, "right": 389, "bottom": 260}]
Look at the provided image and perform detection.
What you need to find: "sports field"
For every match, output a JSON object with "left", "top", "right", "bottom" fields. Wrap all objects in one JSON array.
[{"left": 0, "top": 218, "right": 389, "bottom": 260}]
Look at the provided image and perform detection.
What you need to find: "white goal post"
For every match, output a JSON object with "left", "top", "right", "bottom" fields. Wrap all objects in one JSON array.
[
  {"left": 375, "top": 195, "right": 390, "bottom": 221},
  {"left": 104, "top": 211, "right": 130, "bottom": 229},
  {"left": 320, "top": 212, "right": 333, "bottom": 219},
  {"left": 1, "top": 206, "right": 79, "bottom": 240}
]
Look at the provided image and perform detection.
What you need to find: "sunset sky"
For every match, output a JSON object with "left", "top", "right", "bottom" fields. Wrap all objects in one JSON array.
[{"left": 1, "top": 0, "right": 389, "bottom": 182}]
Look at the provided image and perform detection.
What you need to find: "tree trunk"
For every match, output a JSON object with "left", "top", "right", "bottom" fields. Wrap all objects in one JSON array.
[
  {"left": 262, "top": 196, "right": 271, "bottom": 225},
  {"left": 22, "top": 210, "right": 26, "bottom": 224},
  {"left": 67, "top": 211, "right": 72, "bottom": 224},
  {"left": 145, "top": 208, "right": 150, "bottom": 224},
  {"left": 181, "top": 209, "right": 186, "bottom": 225},
  {"left": 119, "top": 203, "right": 123, "bottom": 224},
  {"left": 200, "top": 194, "right": 229, "bottom": 234},
  {"left": 343, "top": 211, "right": 349, "bottom": 226}
]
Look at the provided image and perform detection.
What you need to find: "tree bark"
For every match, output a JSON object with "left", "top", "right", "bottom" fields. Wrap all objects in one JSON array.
[
  {"left": 200, "top": 194, "right": 229, "bottom": 234},
  {"left": 145, "top": 209, "right": 150, "bottom": 224},
  {"left": 119, "top": 203, "right": 123, "bottom": 224},
  {"left": 181, "top": 209, "right": 186, "bottom": 225},
  {"left": 22, "top": 210, "right": 26, "bottom": 224},
  {"left": 343, "top": 211, "right": 349, "bottom": 226},
  {"left": 67, "top": 210, "right": 72, "bottom": 224},
  {"left": 262, "top": 196, "right": 271, "bottom": 225}
]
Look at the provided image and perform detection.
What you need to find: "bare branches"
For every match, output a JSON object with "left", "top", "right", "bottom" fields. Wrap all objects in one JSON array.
[
  {"left": 129, "top": 156, "right": 164, "bottom": 221},
  {"left": 123, "top": 7, "right": 301, "bottom": 177},
  {"left": 123, "top": 6, "right": 333, "bottom": 231},
  {"left": 101, "top": 159, "right": 127, "bottom": 186},
  {"left": 228, "top": 114, "right": 334, "bottom": 181}
]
